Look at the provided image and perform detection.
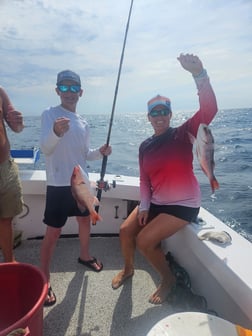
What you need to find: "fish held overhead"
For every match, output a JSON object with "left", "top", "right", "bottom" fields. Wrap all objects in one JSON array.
[
  {"left": 71, "top": 165, "right": 102, "bottom": 225},
  {"left": 190, "top": 123, "right": 220, "bottom": 194}
]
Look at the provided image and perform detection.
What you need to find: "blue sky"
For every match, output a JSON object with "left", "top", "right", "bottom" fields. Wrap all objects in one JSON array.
[{"left": 1, "top": 0, "right": 251, "bottom": 116}]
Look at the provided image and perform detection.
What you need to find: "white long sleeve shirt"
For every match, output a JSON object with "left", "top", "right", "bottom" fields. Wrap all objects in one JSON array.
[{"left": 40, "top": 105, "right": 102, "bottom": 186}]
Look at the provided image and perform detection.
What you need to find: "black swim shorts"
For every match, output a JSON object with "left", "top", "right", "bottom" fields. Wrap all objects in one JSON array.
[
  {"left": 148, "top": 203, "right": 200, "bottom": 222},
  {"left": 43, "top": 186, "right": 89, "bottom": 228}
]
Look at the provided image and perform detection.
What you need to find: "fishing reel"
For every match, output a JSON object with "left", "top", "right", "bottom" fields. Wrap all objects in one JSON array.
[{"left": 96, "top": 179, "right": 116, "bottom": 192}]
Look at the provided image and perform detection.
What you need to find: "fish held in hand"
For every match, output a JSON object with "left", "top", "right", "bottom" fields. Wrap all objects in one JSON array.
[
  {"left": 71, "top": 165, "right": 102, "bottom": 225},
  {"left": 190, "top": 123, "right": 219, "bottom": 193}
]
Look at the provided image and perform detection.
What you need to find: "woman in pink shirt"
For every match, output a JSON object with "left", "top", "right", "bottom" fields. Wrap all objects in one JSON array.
[{"left": 112, "top": 53, "right": 218, "bottom": 304}]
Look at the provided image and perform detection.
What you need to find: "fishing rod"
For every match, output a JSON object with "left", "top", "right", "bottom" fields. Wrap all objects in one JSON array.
[{"left": 95, "top": 0, "right": 134, "bottom": 214}]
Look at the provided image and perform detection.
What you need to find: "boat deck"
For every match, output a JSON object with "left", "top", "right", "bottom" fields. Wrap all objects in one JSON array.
[{"left": 4, "top": 236, "right": 181, "bottom": 336}]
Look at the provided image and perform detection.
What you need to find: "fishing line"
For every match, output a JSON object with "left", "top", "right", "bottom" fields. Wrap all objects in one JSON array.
[{"left": 95, "top": 0, "right": 134, "bottom": 212}]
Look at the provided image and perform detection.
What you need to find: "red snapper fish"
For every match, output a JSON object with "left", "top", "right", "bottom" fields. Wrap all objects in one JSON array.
[
  {"left": 71, "top": 165, "right": 102, "bottom": 225},
  {"left": 190, "top": 124, "right": 219, "bottom": 194}
]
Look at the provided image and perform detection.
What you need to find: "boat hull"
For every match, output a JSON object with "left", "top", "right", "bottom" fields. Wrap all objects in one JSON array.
[{"left": 13, "top": 170, "right": 252, "bottom": 329}]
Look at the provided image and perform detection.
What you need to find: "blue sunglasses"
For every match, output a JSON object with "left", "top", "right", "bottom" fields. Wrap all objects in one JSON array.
[
  {"left": 57, "top": 85, "right": 81, "bottom": 93},
  {"left": 149, "top": 109, "right": 171, "bottom": 117}
]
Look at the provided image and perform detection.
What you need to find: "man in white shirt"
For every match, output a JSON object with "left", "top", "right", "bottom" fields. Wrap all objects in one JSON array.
[{"left": 40, "top": 70, "right": 111, "bottom": 306}]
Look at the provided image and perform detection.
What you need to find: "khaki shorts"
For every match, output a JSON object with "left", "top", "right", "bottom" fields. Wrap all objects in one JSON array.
[{"left": 0, "top": 158, "right": 23, "bottom": 218}]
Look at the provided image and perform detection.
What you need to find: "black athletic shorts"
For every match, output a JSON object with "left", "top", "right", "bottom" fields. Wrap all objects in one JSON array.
[
  {"left": 43, "top": 186, "right": 89, "bottom": 228},
  {"left": 148, "top": 203, "right": 199, "bottom": 222}
]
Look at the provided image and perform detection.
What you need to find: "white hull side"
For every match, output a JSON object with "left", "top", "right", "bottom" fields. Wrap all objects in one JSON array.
[
  {"left": 163, "top": 207, "right": 252, "bottom": 328},
  {"left": 14, "top": 170, "right": 252, "bottom": 329}
]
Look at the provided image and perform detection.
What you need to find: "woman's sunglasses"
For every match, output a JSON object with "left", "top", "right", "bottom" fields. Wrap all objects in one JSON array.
[
  {"left": 149, "top": 109, "right": 171, "bottom": 117},
  {"left": 57, "top": 85, "right": 81, "bottom": 93}
]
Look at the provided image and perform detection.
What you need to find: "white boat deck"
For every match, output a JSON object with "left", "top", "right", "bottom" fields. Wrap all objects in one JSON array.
[
  {"left": 3, "top": 169, "right": 252, "bottom": 333},
  {"left": 3, "top": 237, "right": 182, "bottom": 336},
  {"left": 1, "top": 231, "right": 252, "bottom": 334}
]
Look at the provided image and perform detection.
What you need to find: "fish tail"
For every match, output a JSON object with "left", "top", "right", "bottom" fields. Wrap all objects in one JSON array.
[
  {"left": 211, "top": 176, "right": 220, "bottom": 192},
  {"left": 236, "top": 324, "right": 252, "bottom": 336},
  {"left": 91, "top": 210, "right": 102, "bottom": 225}
]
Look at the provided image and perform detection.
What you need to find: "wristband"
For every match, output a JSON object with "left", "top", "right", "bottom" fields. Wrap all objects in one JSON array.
[{"left": 193, "top": 69, "right": 207, "bottom": 78}]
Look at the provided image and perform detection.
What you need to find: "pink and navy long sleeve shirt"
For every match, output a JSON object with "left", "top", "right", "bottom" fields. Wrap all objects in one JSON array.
[{"left": 139, "top": 71, "right": 218, "bottom": 212}]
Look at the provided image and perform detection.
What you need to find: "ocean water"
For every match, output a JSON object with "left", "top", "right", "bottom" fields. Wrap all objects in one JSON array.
[{"left": 7, "top": 108, "right": 252, "bottom": 242}]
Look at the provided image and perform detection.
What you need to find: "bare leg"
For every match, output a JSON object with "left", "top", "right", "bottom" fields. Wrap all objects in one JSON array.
[
  {"left": 77, "top": 216, "right": 102, "bottom": 271},
  {"left": 112, "top": 206, "right": 141, "bottom": 289},
  {"left": 0, "top": 217, "right": 15, "bottom": 262},
  {"left": 40, "top": 225, "right": 61, "bottom": 305},
  {"left": 40, "top": 225, "right": 61, "bottom": 282},
  {"left": 136, "top": 213, "right": 188, "bottom": 304},
  {"left": 77, "top": 216, "right": 91, "bottom": 260}
]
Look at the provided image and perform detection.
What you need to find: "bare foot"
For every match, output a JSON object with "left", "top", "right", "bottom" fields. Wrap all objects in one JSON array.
[
  {"left": 149, "top": 280, "right": 175, "bottom": 304},
  {"left": 112, "top": 269, "right": 134, "bottom": 289}
]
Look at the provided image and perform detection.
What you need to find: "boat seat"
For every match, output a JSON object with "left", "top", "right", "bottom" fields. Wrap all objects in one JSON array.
[{"left": 10, "top": 148, "right": 40, "bottom": 166}]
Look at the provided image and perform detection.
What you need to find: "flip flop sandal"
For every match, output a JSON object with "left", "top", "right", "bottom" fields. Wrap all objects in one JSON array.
[
  {"left": 78, "top": 257, "right": 103, "bottom": 272},
  {"left": 44, "top": 286, "right": 57, "bottom": 307}
]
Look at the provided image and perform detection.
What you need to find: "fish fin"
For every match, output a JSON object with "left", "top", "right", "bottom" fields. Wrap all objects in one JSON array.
[
  {"left": 77, "top": 202, "right": 87, "bottom": 213},
  {"left": 188, "top": 132, "right": 196, "bottom": 144},
  {"left": 90, "top": 211, "right": 102, "bottom": 225},
  {"left": 210, "top": 177, "right": 220, "bottom": 193},
  {"left": 93, "top": 196, "right": 100, "bottom": 206},
  {"left": 90, "top": 181, "right": 97, "bottom": 189}
]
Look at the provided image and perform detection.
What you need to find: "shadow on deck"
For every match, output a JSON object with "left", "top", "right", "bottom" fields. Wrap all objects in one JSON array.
[{"left": 6, "top": 237, "right": 179, "bottom": 336}]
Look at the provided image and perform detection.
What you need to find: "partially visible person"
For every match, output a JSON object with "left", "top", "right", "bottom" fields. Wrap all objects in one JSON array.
[
  {"left": 111, "top": 53, "right": 218, "bottom": 304},
  {"left": 0, "top": 86, "right": 24, "bottom": 262},
  {"left": 40, "top": 70, "right": 111, "bottom": 306}
]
